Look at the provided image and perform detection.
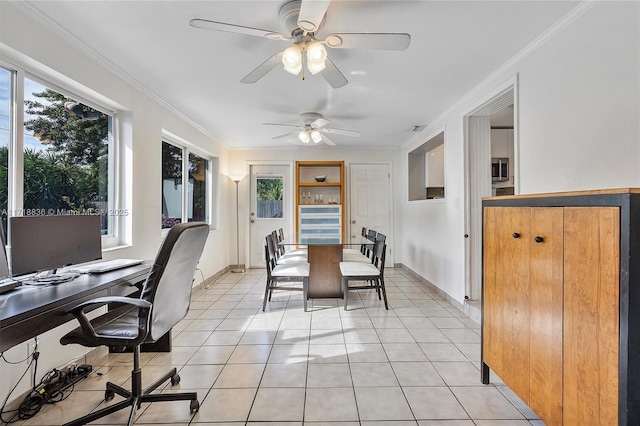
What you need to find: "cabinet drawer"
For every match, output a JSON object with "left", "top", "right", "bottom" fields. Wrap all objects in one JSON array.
[
  {"left": 300, "top": 217, "right": 340, "bottom": 226},
  {"left": 299, "top": 206, "right": 341, "bottom": 215}
]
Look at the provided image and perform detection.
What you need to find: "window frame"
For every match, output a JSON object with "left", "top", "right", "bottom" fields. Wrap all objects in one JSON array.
[
  {"left": 161, "top": 130, "right": 218, "bottom": 232},
  {"left": 0, "top": 59, "right": 124, "bottom": 248}
]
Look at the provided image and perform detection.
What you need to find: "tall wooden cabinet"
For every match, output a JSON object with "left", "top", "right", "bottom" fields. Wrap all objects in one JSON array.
[
  {"left": 295, "top": 161, "right": 345, "bottom": 243},
  {"left": 481, "top": 189, "right": 640, "bottom": 425}
]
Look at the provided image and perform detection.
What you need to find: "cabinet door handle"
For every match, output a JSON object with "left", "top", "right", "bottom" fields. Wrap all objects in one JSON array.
[
  {"left": 534, "top": 236, "right": 544, "bottom": 243},
  {"left": 512, "top": 233, "right": 520, "bottom": 239}
]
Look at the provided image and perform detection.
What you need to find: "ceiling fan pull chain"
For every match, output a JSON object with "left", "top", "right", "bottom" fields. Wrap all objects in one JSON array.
[{"left": 301, "top": 50, "right": 307, "bottom": 80}]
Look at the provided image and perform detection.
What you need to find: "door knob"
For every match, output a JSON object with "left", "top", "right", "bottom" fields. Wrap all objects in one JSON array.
[
  {"left": 534, "top": 236, "right": 544, "bottom": 243},
  {"left": 512, "top": 233, "right": 520, "bottom": 238},
  {"left": 351, "top": 220, "right": 356, "bottom": 224},
  {"left": 250, "top": 219, "right": 255, "bottom": 224},
  {"left": 250, "top": 212, "right": 255, "bottom": 216}
]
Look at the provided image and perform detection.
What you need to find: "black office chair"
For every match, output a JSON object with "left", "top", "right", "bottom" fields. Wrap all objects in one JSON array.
[{"left": 59, "top": 222, "right": 210, "bottom": 426}]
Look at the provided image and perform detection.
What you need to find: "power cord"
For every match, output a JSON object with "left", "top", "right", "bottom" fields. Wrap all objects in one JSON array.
[
  {"left": 0, "top": 339, "right": 38, "bottom": 425},
  {"left": 0, "top": 342, "right": 92, "bottom": 424},
  {"left": 196, "top": 267, "right": 207, "bottom": 289}
]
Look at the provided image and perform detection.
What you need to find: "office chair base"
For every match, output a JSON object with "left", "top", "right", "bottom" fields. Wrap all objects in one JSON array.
[{"left": 62, "top": 367, "right": 199, "bottom": 426}]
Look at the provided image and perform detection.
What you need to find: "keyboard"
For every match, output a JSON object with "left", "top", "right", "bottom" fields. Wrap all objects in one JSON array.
[
  {"left": 71, "top": 259, "right": 144, "bottom": 274},
  {"left": 0, "top": 279, "right": 21, "bottom": 294}
]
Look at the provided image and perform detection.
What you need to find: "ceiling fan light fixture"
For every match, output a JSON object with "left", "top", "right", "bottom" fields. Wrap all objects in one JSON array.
[
  {"left": 282, "top": 44, "right": 302, "bottom": 75},
  {"left": 310, "top": 129, "right": 322, "bottom": 143},
  {"left": 307, "top": 41, "right": 327, "bottom": 61},
  {"left": 298, "top": 130, "right": 311, "bottom": 144},
  {"left": 306, "top": 42, "right": 327, "bottom": 74}
]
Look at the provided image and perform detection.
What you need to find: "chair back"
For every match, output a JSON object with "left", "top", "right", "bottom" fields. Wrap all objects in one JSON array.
[
  {"left": 373, "top": 232, "right": 387, "bottom": 266},
  {"left": 265, "top": 233, "right": 278, "bottom": 271},
  {"left": 366, "top": 229, "right": 377, "bottom": 241},
  {"left": 372, "top": 238, "right": 387, "bottom": 274},
  {"left": 360, "top": 227, "right": 368, "bottom": 254},
  {"left": 140, "top": 222, "right": 209, "bottom": 341},
  {"left": 271, "top": 230, "right": 284, "bottom": 257},
  {"left": 364, "top": 229, "right": 377, "bottom": 257},
  {"left": 278, "top": 228, "right": 285, "bottom": 243}
]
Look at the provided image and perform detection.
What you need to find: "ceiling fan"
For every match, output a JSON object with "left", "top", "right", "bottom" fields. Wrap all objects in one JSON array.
[
  {"left": 264, "top": 112, "right": 360, "bottom": 145},
  {"left": 189, "top": 0, "right": 410, "bottom": 88}
]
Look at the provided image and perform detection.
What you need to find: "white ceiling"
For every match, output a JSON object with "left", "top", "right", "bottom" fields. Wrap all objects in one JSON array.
[{"left": 23, "top": 1, "right": 577, "bottom": 149}]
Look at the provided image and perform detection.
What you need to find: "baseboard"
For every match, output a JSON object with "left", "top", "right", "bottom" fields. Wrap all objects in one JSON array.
[
  {"left": 394, "top": 263, "right": 479, "bottom": 325},
  {"left": 193, "top": 266, "right": 230, "bottom": 291}
]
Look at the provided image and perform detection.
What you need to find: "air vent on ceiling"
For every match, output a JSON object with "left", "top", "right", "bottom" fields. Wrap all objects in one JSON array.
[{"left": 408, "top": 125, "right": 426, "bottom": 133}]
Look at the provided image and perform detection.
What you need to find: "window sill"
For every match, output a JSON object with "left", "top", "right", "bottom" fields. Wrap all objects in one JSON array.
[{"left": 103, "top": 244, "right": 133, "bottom": 253}]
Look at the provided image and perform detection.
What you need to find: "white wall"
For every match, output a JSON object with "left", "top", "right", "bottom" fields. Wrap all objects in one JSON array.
[
  {"left": 399, "top": 1, "right": 639, "bottom": 303},
  {"left": 0, "top": 3, "right": 233, "bottom": 405}
]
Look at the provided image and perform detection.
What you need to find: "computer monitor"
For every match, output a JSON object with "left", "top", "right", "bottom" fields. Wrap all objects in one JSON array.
[{"left": 9, "top": 215, "right": 102, "bottom": 277}]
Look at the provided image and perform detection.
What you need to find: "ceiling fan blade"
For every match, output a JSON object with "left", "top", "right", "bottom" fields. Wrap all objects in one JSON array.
[
  {"left": 320, "top": 57, "right": 348, "bottom": 89},
  {"left": 321, "top": 134, "right": 337, "bottom": 146},
  {"left": 189, "top": 19, "right": 287, "bottom": 39},
  {"left": 322, "top": 128, "right": 360, "bottom": 137},
  {"left": 263, "top": 123, "right": 302, "bottom": 129},
  {"left": 298, "top": 0, "right": 331, "bottom": 33},
  {"left": 241, "top": 51, "right": 283, "bottom": 84},
  {"left": 311, "top": 118, "right": 331, "bottom": 128},
  {"left": 273, "top": 130, "right": 300, "bottom": 140},
  {"left": 325, "top": 33, "right": 411, "bottom": 50}
]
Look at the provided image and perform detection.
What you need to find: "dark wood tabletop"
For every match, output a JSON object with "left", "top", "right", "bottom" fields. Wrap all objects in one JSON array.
[{"left": 0, "top": 262, "right": 151, "bottom": 353}]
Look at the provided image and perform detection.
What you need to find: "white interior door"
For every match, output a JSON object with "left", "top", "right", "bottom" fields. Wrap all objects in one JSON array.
[
  {"left": 349, "top": 164, "right": 394, "bottom": 265},
  {"left": 249, "top": 165, "right": 290, "bottom": 268}
]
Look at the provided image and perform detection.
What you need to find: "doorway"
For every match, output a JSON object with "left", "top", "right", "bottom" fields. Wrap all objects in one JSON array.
[
  {"left": 249, "top": 165, "right": 292, "bottom": 268},
  {"left": 349, "top": 163, "right": 394, "bottom": 266},
  {"left": 464, "top": 86, "right": 517, "bottom": 301}
]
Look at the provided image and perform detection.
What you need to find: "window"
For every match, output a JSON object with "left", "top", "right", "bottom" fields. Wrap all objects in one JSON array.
[
  {"left": 408, "top": 130, "right": 445, "bottom": 201},
  {"left": 161, "top": 140, "right": 211, "bottom": 229},
  {"left": 0, "top": 65, "right": 118, "bottom": 244},
  {"left": 256, "top": 175, "right": 283, "bottom": 219}
]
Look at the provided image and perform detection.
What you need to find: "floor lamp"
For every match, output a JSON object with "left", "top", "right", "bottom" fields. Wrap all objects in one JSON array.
[{"left": 231, "top": 177, "right": 245, "bottom": 273}]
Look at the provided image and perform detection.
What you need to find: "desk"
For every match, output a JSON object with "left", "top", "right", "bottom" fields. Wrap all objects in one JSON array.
[{"left": 0, "top": 263, "right": 151, "bottom": 353}]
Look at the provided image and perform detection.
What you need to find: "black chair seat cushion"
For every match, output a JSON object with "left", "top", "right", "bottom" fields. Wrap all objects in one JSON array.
[{"left": 60, "top": 304, "right": 144, "bottom": 347}]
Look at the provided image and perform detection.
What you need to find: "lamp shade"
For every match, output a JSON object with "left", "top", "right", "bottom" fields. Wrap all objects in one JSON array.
[
  {"left": 310, "top": 129, "right": 322, "bottom": 143},
  {"left": 298, "top": 130, "right": 311, "bottom": 144},
  {"left": 282, "top": 44, "right": 302, "bottom": 75},
  {"left": 306, "top": 42, "right": 327, "bottom": 75}
]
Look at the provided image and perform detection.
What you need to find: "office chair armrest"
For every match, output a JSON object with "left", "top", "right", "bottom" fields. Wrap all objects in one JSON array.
[
  {"left": 66, "top": 297, "right": 152, "bottom": 342},
  {"left": 67, "top": 296, "right": 152, "bottom": 313}
]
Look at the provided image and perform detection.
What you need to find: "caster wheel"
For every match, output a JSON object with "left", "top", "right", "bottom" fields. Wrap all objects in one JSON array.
[
  {"left": 105, "top": 389, "right": 115, "bottom": 401},
  {"left": 170, "top": 374, "right": 181, "bottom": 386},
  {"left": 190, "top": 399, "right": 200, "bottom": 413}
]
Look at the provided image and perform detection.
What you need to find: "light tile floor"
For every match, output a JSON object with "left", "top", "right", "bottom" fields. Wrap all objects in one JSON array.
[{"left": 18, "top": 268, "right": 544, "bottom": 425}]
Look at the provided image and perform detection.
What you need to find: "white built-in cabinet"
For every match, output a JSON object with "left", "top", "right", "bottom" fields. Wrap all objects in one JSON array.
[
  {"left": 490, "top": 129, "right": 513, "bottom": 158},
  {"left": 295, "top": 161, "right": 345, "bottom": 244}
]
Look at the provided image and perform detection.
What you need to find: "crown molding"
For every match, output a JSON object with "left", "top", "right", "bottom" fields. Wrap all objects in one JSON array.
[
  {"left": 11, "top": 1, "right": 229, "bottom": 149},
  {"left": 401, "top": 0, "right": 601, "bottom": 148}
]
